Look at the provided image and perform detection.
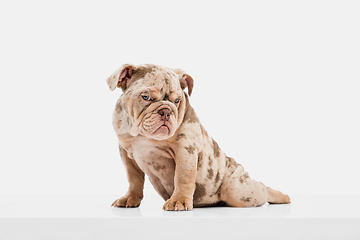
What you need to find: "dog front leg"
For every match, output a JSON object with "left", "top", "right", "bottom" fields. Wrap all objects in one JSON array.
[
  {"left": 111, "top": 146, "right": 145, "bottom": 208},
  {"left": 163, "top": 147, "right": 197, "bottom": 211}
]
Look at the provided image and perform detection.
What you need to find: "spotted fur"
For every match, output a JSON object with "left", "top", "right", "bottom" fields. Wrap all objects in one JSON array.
[{"left": 108, "top": 64, "right": 290, "bottom": 210}]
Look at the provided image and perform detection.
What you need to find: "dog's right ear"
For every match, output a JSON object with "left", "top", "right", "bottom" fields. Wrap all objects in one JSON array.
[{"left": 106, "top": 64, "right": 135, "bottom": 91}]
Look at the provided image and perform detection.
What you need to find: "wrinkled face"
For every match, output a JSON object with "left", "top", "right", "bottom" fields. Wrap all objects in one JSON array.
[{"left": 123, "top": 66, "right": 187, "bottom": 140}]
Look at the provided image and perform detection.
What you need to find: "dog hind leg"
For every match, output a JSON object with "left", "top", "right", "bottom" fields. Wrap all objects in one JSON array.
[
  {"left": 220, "top": 167, "right": 268, "bottom": 207},
  {"left": 220, "top": 166, "right": 290, "bottom": 207}
]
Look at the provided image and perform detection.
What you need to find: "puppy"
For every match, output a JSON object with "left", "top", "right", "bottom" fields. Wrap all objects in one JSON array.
[{"left": 107, "top": 64, "right": 290, "bottom": 211}]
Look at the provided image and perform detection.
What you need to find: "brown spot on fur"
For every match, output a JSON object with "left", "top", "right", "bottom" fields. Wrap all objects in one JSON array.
[
  {"left": 239, "top": 172, "right": 250, "bottom": 183},
  {"left": 176, "top": 133, "right": 186, "bottom": 141},
  {"left": 214, "top": 183, "right": 223, "bottom": 198},
  {"left": 131, "top": 65, "right": 156, "bottom": 82},
  {"left": 123, "top": 64, "right": 156, "bottom": 90},
  {"left": 207, "top": 168, "right": 214, "bottom": 179},
  {"left": 185, "top": 145, "right": 195, "bottom": 154},
  {"left": 148, "top": 161, "right": 166, "bottom": 171},
  {"left": 215, "top": 172, "right": 220, "bottom": 183},
  {"left": 226, "top": 156, "right": 238, "bottom": 169},
  {"left": 208, "top": 156, "right": 213, "bottom": 166},
  {"left": 241, "top": 197, "right": 251, "bottom": 203},
  {"left": 154, "top": 164, "right": 166, "bottom": 171},
  {"left": 197, "top": 152, "right": 203, "bottom": 169},
  {"left": 212, "top": 139, "right": 220, "bottom": 158},
  {"left": 193, "top": 183, "right": 206, "bottom": 202}
]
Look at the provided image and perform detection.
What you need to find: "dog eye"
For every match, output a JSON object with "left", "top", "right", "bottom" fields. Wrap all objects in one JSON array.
[
  {"left": 142, "top": 95, "right": 151, "bottom": 101},
  {"left": 174, "top": 98, "right": 180, "bottom": 104}
]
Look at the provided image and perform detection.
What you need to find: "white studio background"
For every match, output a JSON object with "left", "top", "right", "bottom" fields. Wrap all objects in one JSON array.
[{"left": 0, "top": 0, "right": 359, "bottom": 198}]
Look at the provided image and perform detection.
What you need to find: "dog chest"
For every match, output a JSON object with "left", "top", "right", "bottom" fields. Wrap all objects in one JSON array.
[{"left": 130, "top": 141, "right": 176, "bottom": 180}]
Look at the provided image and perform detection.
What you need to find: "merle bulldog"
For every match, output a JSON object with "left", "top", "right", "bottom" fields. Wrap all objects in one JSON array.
[{"left": 107, "top": 64, "right": 290, "bottom": 211}]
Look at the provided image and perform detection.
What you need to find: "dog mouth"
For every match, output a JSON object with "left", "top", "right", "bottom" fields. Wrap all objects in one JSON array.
[{"left": 153, "top": 123, "right": 170, "bottom": 135}]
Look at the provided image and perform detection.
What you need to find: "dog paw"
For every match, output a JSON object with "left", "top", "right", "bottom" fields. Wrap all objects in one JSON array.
[
  {"left": 284, "top": 194, "right": 291, "bottom": 204},
  {"left": 163, "top": 197, "right": 193, "bottom": 211},
  {"left": 111, "top": 195, "right": 142, "bottom": 208}
]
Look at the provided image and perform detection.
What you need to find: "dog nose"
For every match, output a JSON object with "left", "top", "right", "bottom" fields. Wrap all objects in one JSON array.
[{"left": 158, "top": 108, "right": 171, "bottom": 121}]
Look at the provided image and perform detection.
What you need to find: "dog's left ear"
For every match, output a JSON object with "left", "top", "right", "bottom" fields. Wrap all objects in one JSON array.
[
  {"left": 173, "top": 69, "right": 194, "bottom": 96},
  {"left": 106, "top": 64, "right": 135, "bottom": 91}
]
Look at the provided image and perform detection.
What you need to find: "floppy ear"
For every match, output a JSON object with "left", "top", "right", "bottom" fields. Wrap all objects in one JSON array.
[
  {"left": 106, "top": 64, "right": 135, "bottom": 91},
  {"left": 180, "top": 74, "right": 194, "bottom": 96},
  {"left": 173, "top": 69, "right": 194, "bottom": 96}
]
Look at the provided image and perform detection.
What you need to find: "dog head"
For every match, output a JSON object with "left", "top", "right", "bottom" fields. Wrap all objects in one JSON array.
[{"left": 107, "top": 64, "right": 193, "bottom": 140}]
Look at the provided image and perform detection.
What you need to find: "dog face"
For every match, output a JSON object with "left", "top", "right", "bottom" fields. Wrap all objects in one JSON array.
[{"left": 107, "top": 64, "right": 193, "bottom": 140}]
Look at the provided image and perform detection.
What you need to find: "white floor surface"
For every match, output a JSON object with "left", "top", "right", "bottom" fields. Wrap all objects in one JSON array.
[{"left": 0, "top": 194, "right": 359, "bottom": 239}]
